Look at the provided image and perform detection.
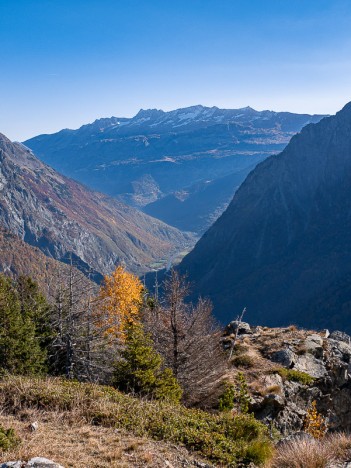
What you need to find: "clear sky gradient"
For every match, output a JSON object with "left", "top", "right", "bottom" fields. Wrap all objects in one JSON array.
[{"left": 1, "top": 0, "right": 351, "bottom": 140}]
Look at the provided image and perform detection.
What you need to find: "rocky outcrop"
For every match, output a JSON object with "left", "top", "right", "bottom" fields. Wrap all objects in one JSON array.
[
  {"left": 225, "top": 320, "right": 252, "bottom": 335},
  {"left": 224, "top": 324, "right": 351, "bottom": 435}
]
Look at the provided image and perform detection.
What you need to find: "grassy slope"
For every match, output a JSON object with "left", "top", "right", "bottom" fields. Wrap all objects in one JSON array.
[{"left": 0, "top": 376, "right": 273, "bottom": 467}]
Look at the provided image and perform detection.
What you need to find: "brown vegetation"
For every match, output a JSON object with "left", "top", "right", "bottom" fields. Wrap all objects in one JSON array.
[
  {"left": 0, "top": 412, "right": 209, "bottom": 467},
  {"left": 270, "top": 432, "right": 351, "bottom": 468},
  {"left": 0, "top": 375, "right": 273, "bottom": 466},
  {"left": 144, "top": 270, "right": 227, "bottom": 406},
  {"left": 0, "top": 228, "right": 75, "bottom": 299}
]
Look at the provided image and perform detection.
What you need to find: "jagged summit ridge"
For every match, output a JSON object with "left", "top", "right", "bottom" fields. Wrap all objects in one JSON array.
[{"left": 68, "top": 104, "right": 324, "bottom": 134}]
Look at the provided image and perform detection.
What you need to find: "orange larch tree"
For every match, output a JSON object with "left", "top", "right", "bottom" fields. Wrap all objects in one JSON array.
[{"left": 96, "top": 265, "right": 143, "bottom": 340}]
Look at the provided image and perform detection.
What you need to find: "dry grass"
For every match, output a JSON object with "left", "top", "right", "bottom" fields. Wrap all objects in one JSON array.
[
  {"left": 269, "top": 432, "right": 351, "bottom": 468},
  {"left": 270, "top": 438, "right": 332, "bottom": 468},
  {"left": 261, "top": 385, "right": 282, "bottom": 396},
  {"left": 0, "top": 375, "right": 273, "bottom": 466},
  {"left": 0, "top": 412, "right": 201, "bottom": 467}
]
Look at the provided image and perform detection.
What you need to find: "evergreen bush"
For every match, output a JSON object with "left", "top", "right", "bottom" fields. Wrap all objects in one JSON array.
[
  {"left": 0, "top": 425, "right": 20, "bottom": 451},
  {"left": 112, "top": 322, "right": 182, "bottom": 402}
]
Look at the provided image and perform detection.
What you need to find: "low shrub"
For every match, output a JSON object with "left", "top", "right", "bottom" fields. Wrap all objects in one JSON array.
[
  {"left": 218, "top": 373, "right": 251, "bottom": 415},
  {"left": 218, "top": 382, "right": 236, "bottom": 411},
  {"left": 232, "top": 354, "right": 255, "bottom": 368},
  {"left": 276, "top": 368, "right": 315, "bottom": 385},
  {"left": 0, "top": 425, "right": 20, "bottom": 451},
  {"left": 0, "top": 375, "right": 273, "bottom": 466},
  {"left": 232, "top": 343, "right": 249, "bottom": 355}
]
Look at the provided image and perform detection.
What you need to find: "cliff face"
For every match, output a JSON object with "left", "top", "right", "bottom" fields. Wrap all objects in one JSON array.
[
  {"left": 179, "top": 102, "right": 351, "bottom": 331},
  {"left": 0, "top": 133, "right": 193, "bottom": 277}
]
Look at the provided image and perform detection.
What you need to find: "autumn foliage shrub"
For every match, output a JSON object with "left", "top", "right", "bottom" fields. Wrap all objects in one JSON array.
[{"left": 303, "top": 400, "right": 328, "bottom": 439}]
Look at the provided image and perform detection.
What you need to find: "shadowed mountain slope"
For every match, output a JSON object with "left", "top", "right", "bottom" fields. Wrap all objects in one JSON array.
[{"left": 178, "top": 102, "right": 351, "bottom": 331}]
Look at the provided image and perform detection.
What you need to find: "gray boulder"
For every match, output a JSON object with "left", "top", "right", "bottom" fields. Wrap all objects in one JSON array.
[
  {"left": 26, "top": 459, "right": 64, "bottom": 468},
  {"left": 270, "top": 348, "right": 296, "bottom": 367},
  {"left": 305, "top": 334, "right": 324, "bottom": 359},
  {"left": 225, "top": 321, "right": 252, "bottom": 335},
  {"left": 330, "top": 331, "right": 351, "bottom": 345},
  {"left": 2, "top": 459, "right": 64, "bottom": 468},
  {"left": 1, "top": 463, "right": 23, "bottom": 468},
  {"left": 329, "top": 339, "right": 351, "bottom": 362},
  {"left": 294, "top": 353, "right": 327, "bottom": 378}
]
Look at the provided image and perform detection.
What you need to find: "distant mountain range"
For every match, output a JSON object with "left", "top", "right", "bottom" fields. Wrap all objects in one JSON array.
[
  {"left": 24, "top": 105, "right": 326, "bottom": 233},
  {"left": 178, "top": 102, "right": 351, "bottom": 332},
  {"left": 0, "top": 132, "right": 193, "bottom": 278}
]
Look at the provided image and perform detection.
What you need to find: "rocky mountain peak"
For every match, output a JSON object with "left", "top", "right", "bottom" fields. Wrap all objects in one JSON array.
[{"left": 133, "top": 108, "right": 165, "bottom": 120}]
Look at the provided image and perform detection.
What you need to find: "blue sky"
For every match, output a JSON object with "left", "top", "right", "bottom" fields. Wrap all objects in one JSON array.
[{"left": 1, "top": 0, "right": 351, "bottom": 140}]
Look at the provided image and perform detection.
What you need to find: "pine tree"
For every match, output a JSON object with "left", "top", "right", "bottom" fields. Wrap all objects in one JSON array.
[
  {"left": 112, "top": 321, "right": 182, "bottom": 403},
  {"left": 16, "top": 275, "right": 53, "bottom": 350},
  {"left": 236, "top": 372, "right": 250, "bottom": 414},
  {"left": 0, "top": 275, "right": 47, "bottom": 375}
]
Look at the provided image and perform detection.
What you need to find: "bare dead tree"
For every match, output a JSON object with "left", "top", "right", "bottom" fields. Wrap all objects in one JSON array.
[
  {"left": 49, "top": 256, "right": 114, "bottom": 382},
  {"left": 228, "top": 307, "right": 247, "bottom": 361},
  {"left": 144, "top": 269, "right": 227, "bottom": 407}
]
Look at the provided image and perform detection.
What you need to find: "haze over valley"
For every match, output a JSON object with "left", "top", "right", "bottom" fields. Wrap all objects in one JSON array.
[
  {"left": 24, "top": 105, "right": 325, "bottom": 234},
  {"left": 2, "top": 1, "right": 351, "bottom": 466}
]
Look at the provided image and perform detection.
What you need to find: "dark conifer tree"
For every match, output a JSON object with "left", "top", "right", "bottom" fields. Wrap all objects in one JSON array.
[{"left": 0, "top": 275, "right": 47, "bottom": 374}]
